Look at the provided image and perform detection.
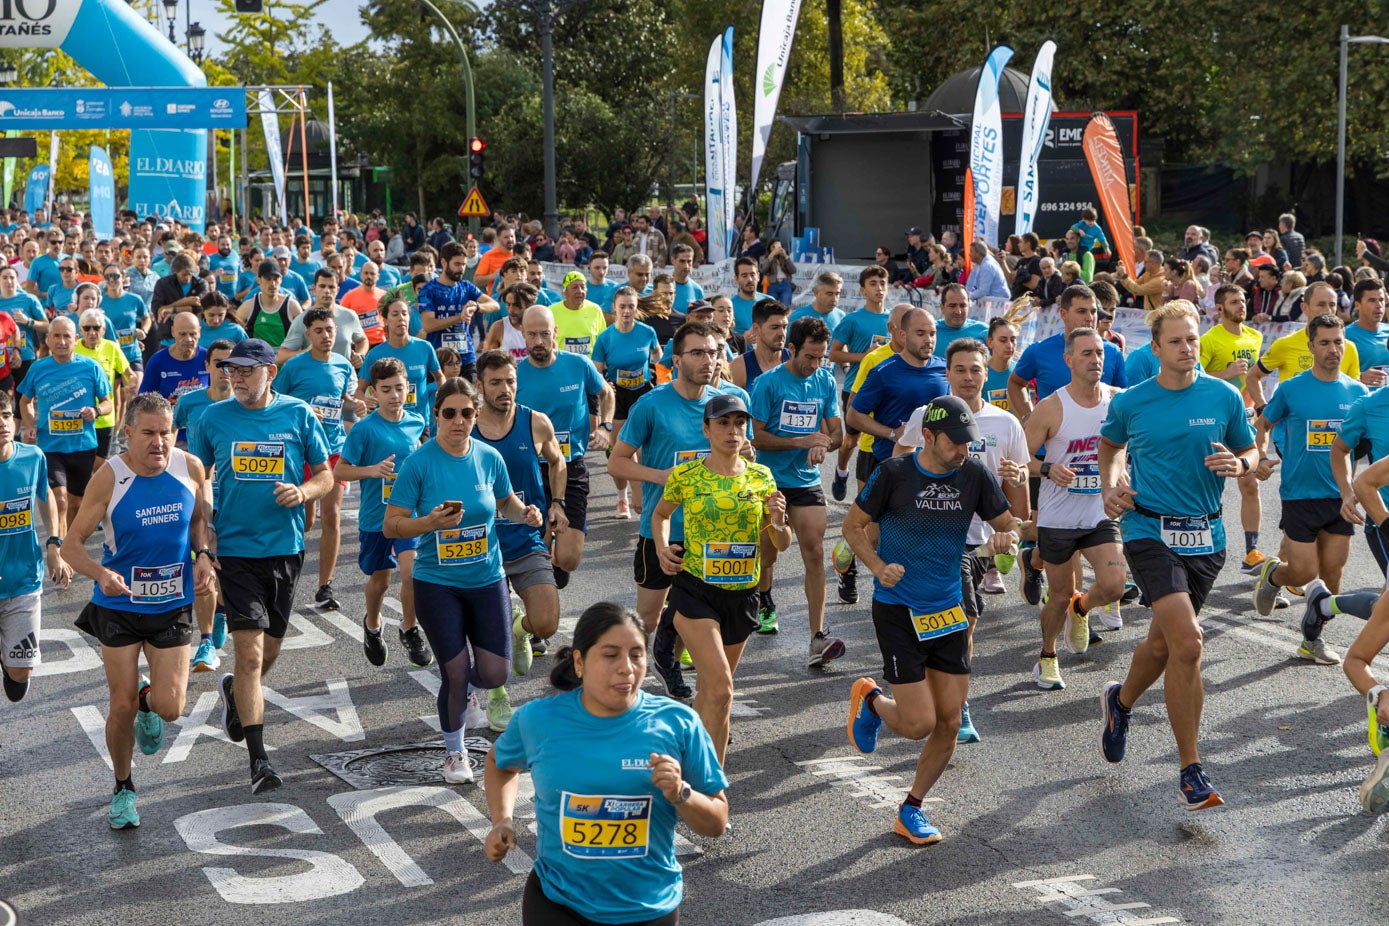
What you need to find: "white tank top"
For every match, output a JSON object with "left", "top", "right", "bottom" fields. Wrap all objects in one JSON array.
[
  {"left": 501, "top": 315, "right": 527, "bottom": 361},
  {"left": 1037, "top": 386, "right": 1111, "bottom": 530}
]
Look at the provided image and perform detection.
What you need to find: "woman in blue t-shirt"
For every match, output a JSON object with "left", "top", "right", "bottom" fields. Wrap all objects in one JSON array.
[
  {"left": 593, "top": 286, "right": 661, "bottom": 520},
  {"left": 383, "top": 377, "right": 543, "bottom": 785},
  {"left": 485, "top": 602, "right": 729, "bottom": 926}
]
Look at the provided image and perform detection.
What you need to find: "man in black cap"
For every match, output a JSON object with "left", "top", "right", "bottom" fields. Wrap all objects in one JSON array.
[
  {"left": 905, "top": 227, "right": 932, "bottom": 280},
  {"left": 841, "top": 394, "right": 1021, "bottom": 846}
]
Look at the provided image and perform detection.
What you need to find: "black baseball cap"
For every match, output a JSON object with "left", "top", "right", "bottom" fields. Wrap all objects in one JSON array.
[
  {"left": 704, "top": 393, "right": 749, "bottom": 421},
  {"left": 257, "top": 258, "right": 282, "bottom": 279},
  {"left": 685, "top": 299, "right": 714, "bottom": 315},
  {"left": 219, "top": 339, "right": 277, "bottom": 367},
  {"left": 919, "top": 395, "right": 981, "bottom": 444},
  {"left": 907, "top": 226, "right": 925, "bottom": 237}
]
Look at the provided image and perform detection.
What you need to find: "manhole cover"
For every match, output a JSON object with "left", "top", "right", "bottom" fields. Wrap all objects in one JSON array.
[{"left": 311, "top": 737, "right": 493, "bottom": 789}]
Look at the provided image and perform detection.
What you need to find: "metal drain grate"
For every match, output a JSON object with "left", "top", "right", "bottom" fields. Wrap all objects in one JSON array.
[{"left": 311, "top": 737, "right": 493, "bottom": 789}]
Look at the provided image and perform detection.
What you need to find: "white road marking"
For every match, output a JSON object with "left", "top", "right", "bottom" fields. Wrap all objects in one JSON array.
[
  {"left": 263, "top": 678, "right": 365, "bottom": 742},
  {"left": 33, "top": 628, "right": 101, "bottom": 677},
  {"left": 1014, "top": 874, "right": 1181, "bottom": 924},
  {"left": 796, "top": 756, "right": 940, "bottom": 809}
]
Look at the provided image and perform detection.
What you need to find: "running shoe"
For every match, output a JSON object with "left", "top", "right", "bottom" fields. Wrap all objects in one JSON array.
[
  {"left": 653, "top": 655, "right": 693, "bottom": 701},
  {"left": 615, "top": 496, "right": 631, "bottom": 520},
  {"left": 1121, "top": 582, "right": 1141, "bottom": 604},
  {"left": 1095, "top": 602, "right": 1123, "bottom": 631},
  {"left": 250, "top": 758, "right": 282, "bottom": 795},
  {"left": 211, "top": 610, "right": 227, "bottom": 649},
  {"left": 831, "top": 470, "right": 849, "bottom": 502},
  {"left": 1177, "top": 762, "right": 1224, "bottom": 811},
  {"left": 893, "top": 803, "right": 942, "bottom": 845},
  {"left": 400, "top": 626, "right": 433, "bottom": 667},
  {"left": 511, "top": 608, "right": 531, "bottom": 677},
  {"left": 1240, "top": 549, "right": 1269, "bottom": 576},
  {"left": 530, "top": 635, "right": 548, "bottom": 657},
  {"left": 756, "top": 599, "right": 779, "bottom": 634},
  {"left": 1022, "top": 547, "right": 1044, "bottom": 606},
  {"left": 847, "top": 677, "right": 883, "bottom": 754},
  {"left": 362, "top": 618, "right": 388, "bottom": 667},
  {"left": 1296, "top": 638, "right": 1341, "bottom": 665},
  {"left": 553, "top": 567, "right": 571, "bottom": 590},
  {"left": 314, "top": 583, "right": 340, "bottom": 610},
  {"left": 1360, "top": 749, "right": 1389, "bottom": 814},
  {"left": 218, "top": 673, "right": 244, "bottom": 743},
  {"left": 1286, "top": 584, "right": 1306, "bottom": 597},
  {"left": 832, "top": 538, "right": 855, "bottom": 574},
  {"left": 134, "top": 677, "right": 164, "bottom": 756},
  {"left": 443, "top": 750, "right": 474, "bottom": 784},
  {"left": 980, "top": 566, "right": 1006, "bottom": 595},
  {"left": 463, "top": 692, "right": 487, "bottom": 729},
  {"left": 191, "top": 638, "right": 220, "bottom": 673},
  {"left": 108, "top": 789, "right": 139, "bottom": 830},
  {"left": 1274, "top": 594, "right": 1292, "bottom": 611},
  {"left": 837, "top": 566, "right": 858, "bottom": 604},
  {"left": 1252, "top": 556, "right": 1282, "bottom": 617},
  {"left": 957, "top": 701, "right": 980, "bottom": 743},
  {"left": 2, "top": 670, "right": 28, "bottom": 703},
  {"left": 679, "top": 649, "right": 693, "bottom": 668},
  {"left": 1099, "top": 682, "right": 1130, "bottom": 764},
  {"left": 487, "top": 687, "right": 513, "bottom": 732},
  {"left": 1063, "top": 593, "right": 1090, "bottom": 655},
  {"left": 808, "top": 631, "right": 845, "bottom": 667},
  {"left": 1033, "top": 657, "right": 1065, "bottom": 690}
]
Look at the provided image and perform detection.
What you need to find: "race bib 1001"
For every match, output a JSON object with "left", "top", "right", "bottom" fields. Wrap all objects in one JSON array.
[{"left": 1160, "top": 515, "right": 1214, "bottom": 556}]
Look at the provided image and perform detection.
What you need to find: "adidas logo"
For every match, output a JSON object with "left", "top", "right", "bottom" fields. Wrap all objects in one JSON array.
[{"left": 6, "top": 631, "right": 37, "bottom": 661}]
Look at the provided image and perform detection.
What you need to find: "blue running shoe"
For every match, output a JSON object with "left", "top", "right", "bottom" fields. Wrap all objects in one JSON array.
[
  {"left": 893, "top": 803, "right": 942, "bottom": 845},
  {"left": 191, "top": 638, "right": 219, "bottom": 673},
  {"left": 848, "top": 677, "right": 883, "bottom": 754},
  {"left": 957, "top": 701, "right": 980, "bottom": 744},
  {"left": 109, "top": 789, "right": 139, "bottom": 829},
  {"left": 831, "top": 470, "right": 849, "bottom": 502},
  {"left": 134, "top": 677, "right": 164, "bottom": 755},
  {"left": 1360, "top": 749, "right": 1389, "bottom": 814},
  {"left": 1100, "top": 682, "right": 1130, "bottom": 764},
  {"left": 1178, "top": 762, "right": 1225, "bottom": 811},
  {"left": 211, "top": 611, "right": 227, "bottom": 650}
]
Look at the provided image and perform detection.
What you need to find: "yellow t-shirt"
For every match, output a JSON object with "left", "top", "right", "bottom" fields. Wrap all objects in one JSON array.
[
  {"left": 553, "top": 301, "right": 608, "bottom": 357},
  {"left": 73, "top": 339, "right": 131, "bottom": 430},
  {"left": 1199, "top": 323, "right": 1263, "bottom": 390},
  {"left": 851, "top": 342, "right": 897, "bottom": 453},
  {"left": 1259, "top": 329, "right": 1360, "bottom": 382},
  {"left": 662, "top": 458, "right": 776, "bottom": 591}
]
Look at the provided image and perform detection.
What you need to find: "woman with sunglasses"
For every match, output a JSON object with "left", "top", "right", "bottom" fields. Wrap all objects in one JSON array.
[
  {"left": 383, "top": 377, "right": 544, "bottom": 784},
  {"left": 73, "top": 307, "right": 131, "bottom": 470}
]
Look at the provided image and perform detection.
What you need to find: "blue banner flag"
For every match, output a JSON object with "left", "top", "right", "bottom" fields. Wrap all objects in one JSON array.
[
  {"left": 22, "top": 164, "right": 47, "bottom": 215},
  {"left": 89, "top": 146, "right": 115, "bottom": 238},
  {"left": 0, "top": 88, "right": 244, "bottom": 130}
]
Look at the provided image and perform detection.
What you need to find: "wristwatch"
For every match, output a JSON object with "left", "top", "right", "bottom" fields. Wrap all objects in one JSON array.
[
  {"left": 599, "top": 421, "right": 614, "bottom": 432},
  {"left": 1369, "top": 685, "right": 1387, "bottom": 709},
  {"left": 45, "top": 536, "right": 62, "bottom": 548},
  {"left": 194, "top": 548, "right": 217, "bottom": 562},
  {"left": 672, "top": 781, "right": 693, "bottom": 806},
  {"left": 551, "top": 497, "right": 566, "bottom": 507},
  {"left": 1039, "top": 462, "right": 1053, "bottom": 478}
]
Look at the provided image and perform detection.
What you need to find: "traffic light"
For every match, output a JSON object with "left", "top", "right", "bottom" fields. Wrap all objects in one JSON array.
[
  {"left": 234, "top": 0, "right": 264, "bottom": 12},
  {"left": 468, "top": 137, "right": 486, "bottom": 180}
]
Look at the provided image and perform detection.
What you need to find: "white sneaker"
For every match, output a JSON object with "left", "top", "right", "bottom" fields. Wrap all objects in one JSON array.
[
  {"left": 442, "top": 750, "right": 474, "bottom": 784},
  {"left": 463, "top": 693, "right": 487, "bottom": 730},
  {"left": 1095, "top": 602, "right": 1123, "bottom": 631},
  {"left": 980, "top": 567, "right": 1006, "bottom": 595}
]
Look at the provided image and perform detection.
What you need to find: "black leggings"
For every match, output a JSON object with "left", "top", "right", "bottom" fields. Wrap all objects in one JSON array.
[
  {"left": 523, "top": 872, "right": 679, "bottom": 926},
  {"left": 412, "top": 576, "right": 510, "bottom": 733}
]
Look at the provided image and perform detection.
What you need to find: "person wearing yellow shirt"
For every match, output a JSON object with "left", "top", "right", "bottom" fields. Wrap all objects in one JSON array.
[
  {"left": 552, "top": 271, "right": 609, "bottom": 359},
  {"left": 73, "top": 307, "right": 131, "bottom": 471},
  {"left": 1200, "top": 284, "right": 1270, "bottom": 577}
]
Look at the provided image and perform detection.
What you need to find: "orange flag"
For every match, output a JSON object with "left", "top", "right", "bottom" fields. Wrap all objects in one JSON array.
[
  {"left": 1082, "top": 113, "right": 1135, "bottom": 277},
  {"left": 961, "top": 167, "right": 976, "bottom": 276}
]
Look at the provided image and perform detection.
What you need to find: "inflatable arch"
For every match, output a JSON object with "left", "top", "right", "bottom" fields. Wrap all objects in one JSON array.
[{"left": 0, "top": 0, "right": 209, "bottom": 229}]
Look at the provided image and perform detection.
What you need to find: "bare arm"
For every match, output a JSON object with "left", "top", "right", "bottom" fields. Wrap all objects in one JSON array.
[
  {"left": 1007, "top": 372, "right": 1035, "bottom": 420},
  {"left": 608, "top": 438, "right": 671, "bottom": 487},
  {"left": 1332, "top": 436, "right": 1365, "bottom": 525},
  {"left": 828, "top": 339, "right": 866, "bottom": 365}
]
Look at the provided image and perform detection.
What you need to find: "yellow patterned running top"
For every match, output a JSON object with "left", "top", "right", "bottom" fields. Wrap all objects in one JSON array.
[{"left": 662, "top": 458, "right": 776, "bottom": 590}]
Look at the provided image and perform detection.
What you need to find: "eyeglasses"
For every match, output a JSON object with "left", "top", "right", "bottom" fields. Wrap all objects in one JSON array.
[
  {"left": 60, "top": 266, "right": 75, "bottom": 272},
  {"left": 104, "top": 274, "right": 121, "bottom": 281},
  {"left": 680, "top": 348, "right": 720, "bottom": 360},
  {"left": 218, "top": 364, "right": 266, "bottom": 378},
  {"left": 80, "top": 325, "right": 103, "bottom": 332},
  {"left": 437, "top": 406, "right": 477, "bottom": 420}
]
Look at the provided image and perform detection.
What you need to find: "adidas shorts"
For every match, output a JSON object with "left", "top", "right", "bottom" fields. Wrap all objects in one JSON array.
[{"left": 0, "top": 591, "right": 42, "bottom": 668}]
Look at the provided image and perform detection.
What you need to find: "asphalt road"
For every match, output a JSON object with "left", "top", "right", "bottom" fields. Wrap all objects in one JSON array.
[{"left": 2, "top": 453, "right": 1388, "bottom": 926}]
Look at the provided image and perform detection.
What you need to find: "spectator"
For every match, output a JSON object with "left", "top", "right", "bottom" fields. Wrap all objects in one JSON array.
[
  {"left": 401, "top": 213, "right": 426, "bottom": 253},
  {"left": 608, "top": 225, "right": 637, "bottom": 265},
  {"left": 1262, "top": 229, "right": 1288, "bottom": 271},
  {"left": 1162, "top": 257, "right": 1204, "bottom": 305},
  {"left": 1247, "top": 264, "right": 1282, "bottom": 321},
  {"left": 427, "top": 218, "right": 453, "bottom": 252},
  {"left": 1010, "top": 232, "right": 1043, "bottom": 298},
  {"left": 1035, "top": 257, "right": 1065, "bottom": 308},
  {"left": 905, "top": 226, "right": 932, "bottom": 278},
  {"left": 1278, "top": 212, "right": 1305, "bottom": 270},
  {"left": 1223, "top": 247, "right": 1255, "bottom": 289},
  {"left": 761, "top": 240, "right": 796, "bottom": 305},
  {"left": 964, "top": 240, "right": 1009, "bottom": 302},
  {"left": 1117, "top": 248, "right": 1165, "bottom": 312},
  {"left": 1271, "top": 269, "right": 1306, "bottom": 322},
  {"left": 1069, "top": 206, "right": 1110, "bottom": 255},
  {"left": 737, "top": 224, "right": 766, "bottom": 261}
]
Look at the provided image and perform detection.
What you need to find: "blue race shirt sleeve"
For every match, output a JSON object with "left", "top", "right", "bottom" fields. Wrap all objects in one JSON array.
[
  {"left": 1105, "top": 343, "right": 1128, "bottom": 387},
  {"left": 1014, "top": 342, "right": 1038, "bottom": 382},
  {"left": 1099, "top": 390, "right": 1131, "bottom": 446},
  {"left": 1340, "top": 395, "right": 1368, "bottom": 448},
  {"left": 748, "top": 372, "right": 776, "bottom": 425},
  {"left": 851, "top": 362, "right": 886, "bottom": 416},
  {"left": 582, "top": 355, "right": 605, "bottom": 397},
  {"left": 1263, "top": 383, "right": 1289, "bottom": 425}
]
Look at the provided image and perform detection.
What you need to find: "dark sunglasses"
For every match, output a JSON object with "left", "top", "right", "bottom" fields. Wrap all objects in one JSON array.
[
  {"left": 437, "top": 406, "right": 477, "bottom": 420},
  {"left": 60, "top": 266, "right": 76, "bottom": 272},
  {"left": 80, "top": 325, "right": 103, "bottom": 332},
  {"left": 104, "top": 274, "right": 121, "bottom": 281}
]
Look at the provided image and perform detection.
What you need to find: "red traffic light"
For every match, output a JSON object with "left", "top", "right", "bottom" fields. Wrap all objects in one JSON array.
[{"left": 469, "top": 138, "right": 486, "bottom": 154}]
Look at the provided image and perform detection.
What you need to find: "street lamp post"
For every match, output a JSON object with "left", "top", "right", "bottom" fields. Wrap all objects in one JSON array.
[
  {"left": 186, "top": 22, "right": 206, "bottom": 63},
  {"left": 1335, "top": 24, "right": 1389, "bottom": 267},
  {"left": 0, "top": 61, "right": 17, "bottom": 86},
  {"left": 417, "top": 0, "right": 480, "bottom": 235},
  {"left": 523, "top": 0, "right": 589, "bottom": 238},
  {"left": 162, "top": 0, "right": 178, "bottom": 43}
]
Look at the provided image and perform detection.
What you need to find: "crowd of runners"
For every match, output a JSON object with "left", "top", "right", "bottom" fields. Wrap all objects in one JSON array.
[{"left": 2, "top": 203, "right": 1389, "bottom": 924}]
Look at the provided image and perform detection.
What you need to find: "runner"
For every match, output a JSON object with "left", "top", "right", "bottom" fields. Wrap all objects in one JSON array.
[
  {"left": 191, "top": 338, "right": 333, "bottom": 794},
  {"left": 516, "top": 305, "right": 613, "bottom": 588},
  {"left": 1098, "top": 300, "right": 1256, "bottom": 811},
  {"left": 584, "top": 250, "right": 619, "bottom": 312},
  {"left": 828, "top": 264, "right": 890, "bottom": 500},
  {"left": 844, "top": 395, "right": 1019, "bottom": 844},
  {"left": 172, "top": 339, "right": 235, "bottom": 672},
  {"left": 72, "top": 308, "right": 130, "bottom": 471},
  {"left": 235, "top": 259, "right": 303, "bottom": 348},
  {"left": 473, "top": 350, "right": 570, "bottom": 729},
  {"left": 1199, "top": 284, "right": 1271, "bottom": 577},
  {"left": 1247, "top": 282, "right": 1362, "bottom": 410},
  {"left": 339, "top": 259, "right": 387, "bottom": 347},
  {"left": 1343, "top": 279, "right": 1389, "bottom": 385},
  {"left": 932, "top": 284, "right": 988, "bottom": 357},
  {"left": 727, "top": 301, "right": 790, "bottom": 391},
  {"left": 17, "top": 317, "right": 113, "bottom": 529},
  {"left": 592, "top": 286, "right": 660, "bottom": 519},
  {"left": 729, "top": 256, "right": 770, "bottom": 334},
  {"left": 336, "top": 357, "right": 434, "bottom": 670},
  {"left": 419, "top": 241, "right": 496, "bottom": 380},
  {"left": 748, "top": 316, "right": 846, "bottom": 664},
  {"left": 100, "top": 264, "right": 149, "bottom": 402},
  {"left": 63, "top": 392, "right": 215, "bottom": 828},
  {"left": 484, "top": 281, "right": 538, "bottom": 362},
  {"left": 0, "top": 265, "right": 47, "bottom": 386},
  {"left": 383, "top": 376, "right": 543, "bottom": 782},
  {"left": 197, "top": 291, "right": 248, "bottom": 348},
  {"left": 983, "top": 318, "right": 1020, "bottom": 413},
  {"left": 358, "top": 298, "right": 444, "bottom": 426},
  {"left": 139, "top": 312, "right": 209, "bottom": 429},
  {"left": 1023, "top": 328, "right": 1127, "bottom": 690},
  {"left": 788, "top": 270, "right": 845, "bottom": 338},
  {"left": 1251, "top": 314, "right": 1368, "bottom": 665},
  {"left": 1342, "top": 456, "right": 1389, "bottom": 811},
  {"left": 653, "top": 394, "right": 788, "bottom": 762},
  {"left": 272, "top": 307, "right": 364, "bottom": 611},
  {"left": 483, "top": 602, "right": 728, "bottom": 925},
  {"left": 895, "top": 338, "right": 1029, "bottom": 742},
  {"left": 0, "top": 390, "right": 71, "bottom": 745},
  {"left": 669, "top": 244, "right": 705, "bottom": 312},
  {"left": 553, "top": 271, "right": 610, "bottom": 358}
]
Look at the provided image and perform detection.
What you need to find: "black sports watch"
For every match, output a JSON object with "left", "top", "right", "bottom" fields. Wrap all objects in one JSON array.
[
  {"left": 1039, "top": 462, "right": 1053, "bottom": 478},
  {"left": 45, "top": 536, "right": 62, "bottom": 548}
]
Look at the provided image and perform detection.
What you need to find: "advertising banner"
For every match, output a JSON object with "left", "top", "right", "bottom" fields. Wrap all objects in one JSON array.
[
  {"left": 88, "top": 145, "right": 114, "bottom": 238},
  {"left": 0, "top": 88, "right": 243, "bottom": 130},
  {"left": 1083, "top": 112, "right": 1135, "bottom": 275},
  {"left": 1015, "top": 41, "right": 1056, "bottom": 236},
  {"left": 749, "top": 0, "right": 801, "bottom": 199},
  {"left": 968, "top": 45, "right": 1014, "bottom": 247}
]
